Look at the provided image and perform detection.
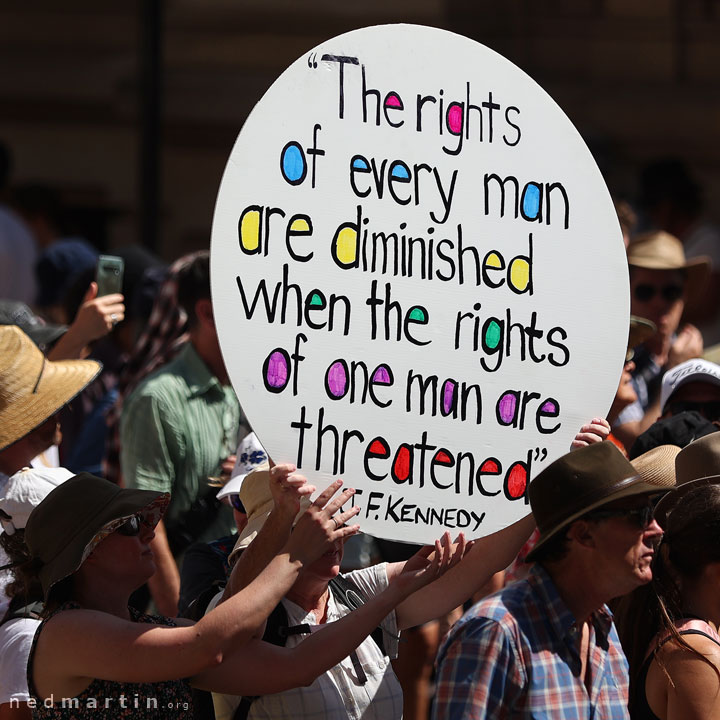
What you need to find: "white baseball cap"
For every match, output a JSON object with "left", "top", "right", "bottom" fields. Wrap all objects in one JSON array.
[
  {"left": 660, "top": 359, "right": 720, "bottom": 413},
  {"left": 0, "top": 466, "right": 74, "bottom": 535},
  {"left": 216, "top": 432, "right": 269, "bottom": 502}
]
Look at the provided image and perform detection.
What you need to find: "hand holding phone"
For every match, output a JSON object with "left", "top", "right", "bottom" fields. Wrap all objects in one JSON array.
[{"left": 95, "top": 255, "right": 124, "bottom": 297}]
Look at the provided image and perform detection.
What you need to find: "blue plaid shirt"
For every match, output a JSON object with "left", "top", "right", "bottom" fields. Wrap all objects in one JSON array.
[{"left": 433, "top": 565, "right": 629, "bottom": 719}]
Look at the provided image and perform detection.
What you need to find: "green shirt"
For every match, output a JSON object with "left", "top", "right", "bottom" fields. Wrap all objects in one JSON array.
[{"left": 120, "top": 342, "right": 243, "bottom": 548}]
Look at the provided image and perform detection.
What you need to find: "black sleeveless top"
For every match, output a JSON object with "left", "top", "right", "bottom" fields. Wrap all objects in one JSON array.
[
  {"left": 27, "top": 602, "right": 194, "bottom": 719},
  {"left": 634, "top": 625, "right": 720, "bottom": 720}
]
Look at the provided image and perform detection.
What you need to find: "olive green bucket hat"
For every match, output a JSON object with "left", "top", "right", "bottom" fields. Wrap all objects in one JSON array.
[{"left": 24, "top": 473, "right": 169, "bottom": 599}]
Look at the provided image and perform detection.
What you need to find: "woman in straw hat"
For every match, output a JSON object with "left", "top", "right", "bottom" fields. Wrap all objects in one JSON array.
[
  {"left": 0, "top": 324, "right": 102, "bottom": 620},
  {"left": 0, "top": 325, "right": 104, "bottom": 720},
  {"left": 19, "top": 471, "right": 460, "bottom": 719}
]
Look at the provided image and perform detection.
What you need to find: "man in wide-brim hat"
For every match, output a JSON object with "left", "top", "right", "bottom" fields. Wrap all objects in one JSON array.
[
  {"left": 614, "top": 231, "right": 710, "bottom": 450},
  {"left": 434, "top": 442, "right": 664, "bottom": 720}
]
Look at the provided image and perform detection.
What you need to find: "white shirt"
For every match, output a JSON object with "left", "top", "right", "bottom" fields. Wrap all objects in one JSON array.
[
  {"left": 0, "top": 617, "right": 40, "bottom": 705},
  {"left": 213, "top": 563, "right": 403, "bottom": 720}
]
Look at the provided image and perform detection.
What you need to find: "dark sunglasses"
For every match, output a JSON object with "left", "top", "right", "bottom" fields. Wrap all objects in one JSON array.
[
  {"left": 229, "top": 494, "right": 246, "bottom": 513},
  {"left": 585, "top": 505, "right": 655, "bottom": 530},
  {"left": 117, "top": 514, "right": 144, "bottom": 536},
  {"left": 633, "top": 283, "right": 684, "bottom": 303}
]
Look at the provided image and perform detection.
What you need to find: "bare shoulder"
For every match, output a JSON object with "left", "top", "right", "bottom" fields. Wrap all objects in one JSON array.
[
  {"left": 649, "top": 635, "right": 720, "bottom": 720},
  {"left": 40, "top": 607, "right": 123, "bottom": 637},
  {"left": 660, "top": 632, "right": 720, "bottom": 668},
  {"left": 38, "top": 608, "right": 189, "bottom": 653}
]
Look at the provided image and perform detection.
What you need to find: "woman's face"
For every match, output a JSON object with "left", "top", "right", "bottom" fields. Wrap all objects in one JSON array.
[
  {"left": 297, "top": 537, "right": 345, "bottom": 585},
  {"left": 84, "top": 517, "right": 156, "bottom": 587}
]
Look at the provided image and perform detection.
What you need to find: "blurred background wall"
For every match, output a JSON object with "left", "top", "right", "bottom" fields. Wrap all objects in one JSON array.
[{"left": 1, "top": 0, "right": 718, "bottom": 259}]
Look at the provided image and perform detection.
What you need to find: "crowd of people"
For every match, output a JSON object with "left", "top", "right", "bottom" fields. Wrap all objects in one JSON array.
[{"left": 2, "top": 138, "right": 720, "bottom": 720}]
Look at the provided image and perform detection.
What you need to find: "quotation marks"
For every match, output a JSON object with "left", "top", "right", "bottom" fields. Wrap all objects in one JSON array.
[
  {"left": 307, "top": 52, "right": 318, "bottom": 69},
  {"left": 533, "top": 447, "right": 548, "bottom": 462}
]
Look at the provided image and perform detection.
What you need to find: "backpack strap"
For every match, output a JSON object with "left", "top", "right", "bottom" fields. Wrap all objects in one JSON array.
[
  {"left": 232, "top": 601, "right": 292, "bottom": 720},
  {"left": 181, "top": 580, "right": 226, "bottom": 622},
  {"left": 329, "top": 574, "right": 389, "bottom": 657}
]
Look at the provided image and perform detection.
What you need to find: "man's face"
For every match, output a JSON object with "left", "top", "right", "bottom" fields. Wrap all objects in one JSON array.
[
  {"left": 583, "top": 496, "right": 663, "bottom": 596},
  {"left": 630, "top": 267, "right": 685, "bottom": 339}
]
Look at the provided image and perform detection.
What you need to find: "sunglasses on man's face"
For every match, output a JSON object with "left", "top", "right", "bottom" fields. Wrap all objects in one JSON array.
[
  {"left": 117, "top": 514, "right": 145, "bottom": 536},
  {"left": 585, "top": 504, "right": 655, "bottom": 531},
  {"left": 633, "top": 283, "right": 684, "bottom": 303}
]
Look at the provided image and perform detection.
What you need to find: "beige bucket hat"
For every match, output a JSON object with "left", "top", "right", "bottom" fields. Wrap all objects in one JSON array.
[
  {"left": 228, "top": 463, "right": 312, "bottom": 564},
  {"left": 631, "top": 444, "right": 681, "bottom": 490}
]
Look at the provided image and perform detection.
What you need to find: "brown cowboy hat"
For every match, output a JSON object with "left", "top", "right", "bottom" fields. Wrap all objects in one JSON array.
[
  {"left": 0, "top": 326, "right": 101, "bottom": 451},
  {"left": 24, "top": 473, "right": 169, "bottom": 599},
  {"left": 654, "top": 431, "right": 720, "bottom": 525},
  {"left": 626, "top": 231, "right": 710, "bottom": 306},
  {"left": 526, "top": 442, "right": 663, "bottom": 561}
]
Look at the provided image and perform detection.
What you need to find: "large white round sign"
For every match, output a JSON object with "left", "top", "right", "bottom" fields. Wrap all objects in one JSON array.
[{"left": 211, "top": 24, "right": 628, "bottom": 544}]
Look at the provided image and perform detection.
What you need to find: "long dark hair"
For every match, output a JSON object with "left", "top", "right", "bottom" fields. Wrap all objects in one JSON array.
[{"left": 617, "top": 484, "right": 720, "bottom": 715}]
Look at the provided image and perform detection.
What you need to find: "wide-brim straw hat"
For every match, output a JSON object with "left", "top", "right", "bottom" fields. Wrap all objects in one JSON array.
[
  {"left": 626, "top": 231, "right": 710, "bottom": 306},
  {"left": 228, "top": 463, "right": 311, "bottom": 564},
  {"left": 654, "top": 431, "right": 720, "bottom": 525},
  {"left": 24, "top": 473, "right": 169, "bottom": 599},
  {"left": 0, "top": 326, "right": 101, "bottom": 451},
  {"left": 526, "top": 442, "right": 664, "bottom": 562}
]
